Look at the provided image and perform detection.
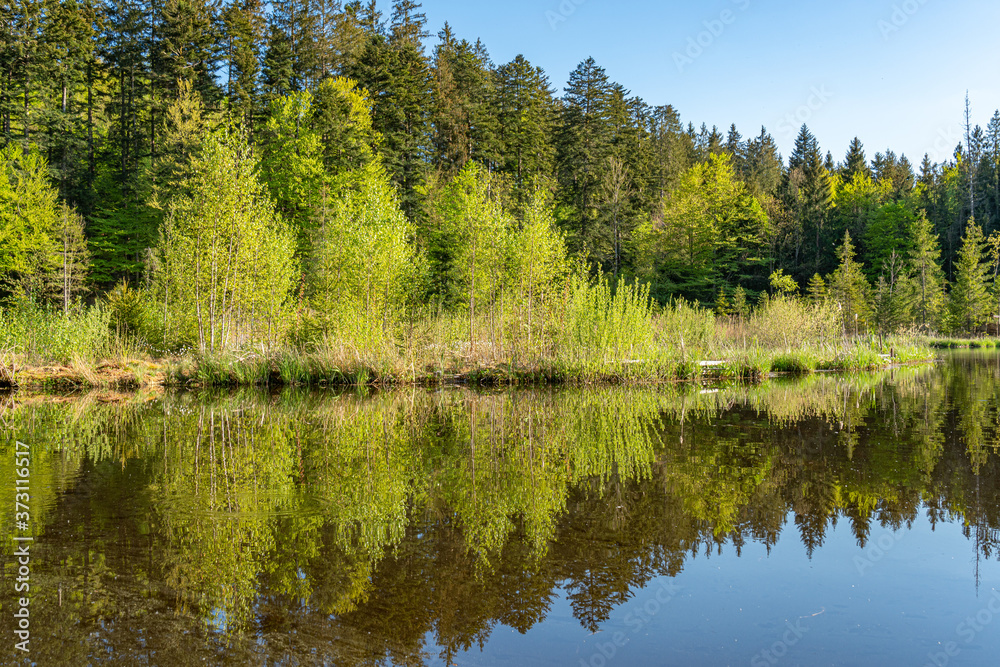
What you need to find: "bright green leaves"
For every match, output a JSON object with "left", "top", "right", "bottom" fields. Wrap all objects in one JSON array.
[{"left": 153, "top": 125, "right": 297, "bottom": 352}]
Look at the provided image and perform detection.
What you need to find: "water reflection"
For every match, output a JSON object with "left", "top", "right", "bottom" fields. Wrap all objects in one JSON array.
[{"left": 2, "top": 354, "right": 1000, "bottom": 664}]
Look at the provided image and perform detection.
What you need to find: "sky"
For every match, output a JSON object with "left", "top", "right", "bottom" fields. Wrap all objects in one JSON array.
[{"left": 384, "top": 0, "right": 1000, "bottom": 166}]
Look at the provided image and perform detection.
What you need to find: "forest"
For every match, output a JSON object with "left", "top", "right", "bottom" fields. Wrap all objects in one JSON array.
[{"left": 0, "top": 0, "right": 993, "bottom": 383}]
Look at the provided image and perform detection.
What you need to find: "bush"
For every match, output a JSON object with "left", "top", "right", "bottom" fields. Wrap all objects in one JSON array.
[
  {"left": 743, "top": 296, "right": 841, "bottom": 348},
  {"left": 556, "top": 275, "right": 660, "bottom": 377}
]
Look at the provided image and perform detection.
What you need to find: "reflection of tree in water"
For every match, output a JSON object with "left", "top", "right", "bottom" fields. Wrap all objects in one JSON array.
[{"left": 5, "top": 359, "right": 1000, "bottom": 663}]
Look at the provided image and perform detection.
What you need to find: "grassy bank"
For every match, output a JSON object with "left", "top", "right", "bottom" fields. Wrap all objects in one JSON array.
[{"left": 0, "top": 292, "right": 936, "bottom": 391}]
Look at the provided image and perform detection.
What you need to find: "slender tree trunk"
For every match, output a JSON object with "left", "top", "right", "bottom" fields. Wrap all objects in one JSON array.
[{"left": 87, "top": 63, "right": 94, "bottom": 184}]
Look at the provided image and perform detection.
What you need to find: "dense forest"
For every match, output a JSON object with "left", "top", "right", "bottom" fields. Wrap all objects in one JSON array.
[{"left": 2, "top": 0, "right": 999, "bottom": 355}]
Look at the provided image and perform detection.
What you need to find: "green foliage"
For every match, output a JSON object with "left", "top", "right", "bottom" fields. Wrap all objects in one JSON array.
[
  {"left": 908, "top": 212, "right": 945, "bottom": 330},
  {"left": 806, "top": 273, "right": 827, "bottom": 303},
  {"left": 106, "top": 280, "right": 150, "bottom": 342},
  {"left": 556, "top": 273, "right": 661, "bottom": 378},
  {"left": 430, "top": 163, "right": 512, "bottom": 341},
  {"left": 0, "top": 144, "right": 59, "bottom": 292},
  {"left": 949, "top": 218, "right": 991, "bottom": 334},
  {"left": 0, "top": 298, "right": 111, "bottom": 364},
  {"left": 310, "top": 162, "right": 415, "bottom": 348},
  {"left": 640, "top": 153, "right": 769, "bottom": 302},
  {"left": 153, "top": 125, "right": 297, "bottom": 352},
  {"left": 769, "top": 269, "right": 798, "bottom": 295},
  {"left": 828, "top": 230, "right": 872, "bottom": 336}
]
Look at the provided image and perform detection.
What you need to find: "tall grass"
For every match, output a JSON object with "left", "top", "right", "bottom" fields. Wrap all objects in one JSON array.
[
  {"left": 554, "top": 275, "right": 664, "bottom": 379},
  {"left": 0, "top": 299, "right": 113, "bottom": 365},
  {"left": 1, "top": 275, "right": 936, "bottom": 389}
]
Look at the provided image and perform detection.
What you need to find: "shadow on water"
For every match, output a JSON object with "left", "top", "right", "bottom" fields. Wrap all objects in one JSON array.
[{"left": 2, "top": 353, "right": 1000, "bottom": 664}]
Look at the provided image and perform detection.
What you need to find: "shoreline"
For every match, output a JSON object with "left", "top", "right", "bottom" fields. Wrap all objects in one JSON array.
[{"left": 0, "top": 347, "right": 939, "bottom": 392}]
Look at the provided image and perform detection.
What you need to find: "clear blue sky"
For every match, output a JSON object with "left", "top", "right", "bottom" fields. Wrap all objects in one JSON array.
[{"left": 390, "top": 0, "right": 1000, "bottom": 166}]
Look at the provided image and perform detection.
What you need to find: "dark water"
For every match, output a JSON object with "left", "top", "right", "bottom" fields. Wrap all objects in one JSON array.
[{"left": 3, "top": 352, "right": 1000, "bottom": 666}]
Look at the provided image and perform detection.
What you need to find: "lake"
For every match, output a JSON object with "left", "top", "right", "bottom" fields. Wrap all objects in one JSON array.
[{"left": 2, "top": 351, "right": 1000, "bottom": 666}]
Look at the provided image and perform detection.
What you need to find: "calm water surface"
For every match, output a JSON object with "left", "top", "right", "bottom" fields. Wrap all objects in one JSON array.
[{"left": 3, "top": 351, "right": 1000, "bottom": 666}]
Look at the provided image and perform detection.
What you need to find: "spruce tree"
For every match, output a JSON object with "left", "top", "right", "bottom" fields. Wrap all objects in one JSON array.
[
  {"left": 556, "top": 57, "right": 613, "bottom": 255},
  {"left": 430, "top": 25, "right": 498, "bottom": 175},
  {"left": 806, "top": 273, "right": 827, "bottom": 303},
  {"left": 842, "top": 137, "right": 871, "bottom": 181},
  {"left": 828, "top": 230, "right": 871, "bottom": 337},
  {"left": 495, "top": 54, "right": 556, "bottom": 196},
  {"left": 222, "top": 0, "right": 265, "bottom": 131},
  {"left": 908, "top": 212, "right": 945, "bottom": 329},
  {"left": 949, "top": 218, "right": 990, "bottom": 334}
]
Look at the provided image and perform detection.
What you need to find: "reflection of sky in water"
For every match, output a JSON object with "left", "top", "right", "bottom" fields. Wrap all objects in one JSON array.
[
  {"left": 209, "top": 608, "right": 227, "bottom": 634},
  {"left": 431, "top": 512, "right": 1000, "bottom": 666}
]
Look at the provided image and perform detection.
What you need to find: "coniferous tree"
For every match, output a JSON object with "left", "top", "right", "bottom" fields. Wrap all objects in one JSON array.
[
  {"left": 908, "top": 211, "right": 946, "bottom": 329},
  {"left": 949, "top": 218, "right": 990, "bottom": 334},
  {"left": 155, "top": 0, "right": 223, "bottom": 141},
  {"left": 786, "top": 125, "right": 834, "bottom": 278},
  {"left": 745, "top": 127, "right": 783, "bottom": 199},
  {"left": 494, "top": 55, "right": 556, "bottom": 198},
  {"left": 806, "top": 273, "right": 827, "bottom": 303},
  {"left": 828, "top": 230, "right": 871, "bottom": 337},
  {"left": 430, "top": 25, "right": 498, "bottom": 175},
  {"left": 36, "top": 0, "right": 100, "bottom": 204},
  {"left": 222, "top": 0, "right": 265, "bottom": 131},
  {"left": 348, "top": 0, "right": 430, "bottom": 219},
  {"left": 556, "top": 57, "right": 613, "bottom": 255},
  {"left": 842, "top": 137, "right": 871, "bottom": 181}
]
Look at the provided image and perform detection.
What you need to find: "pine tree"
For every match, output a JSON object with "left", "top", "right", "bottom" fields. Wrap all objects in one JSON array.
[
  {"left": 806, "top": 273, "right": 827, "bottom": 303},
  {"left": 556, "top": 57, "right": 613, "bottom": 255},
  {"left": 495, "top": 54, "right": 556, "bottom": 197},
  {"left": 842, "top": 137, "right": 871, "bottom": 181},
  {"left": 949, "top": 218, "right": 990, "bottom": 334},
  {"left": 908, "top": 211, "right": 945, "bottom": 329},
  {"left": 828, "top": 230, "right": 871, "bottom": 337}
]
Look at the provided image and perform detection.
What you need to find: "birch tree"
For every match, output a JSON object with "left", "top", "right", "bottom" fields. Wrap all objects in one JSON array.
[
  {"left": 311, "top": 162, "right": 414, "bottom": 347},
  {"left": 155, "top": 126, "right": 296, "bottom": 352}
]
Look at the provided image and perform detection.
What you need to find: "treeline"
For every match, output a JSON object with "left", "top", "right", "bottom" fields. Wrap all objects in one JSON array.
[{"left": 2, "top": 0, "right": 1000, "bottom": 341}]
